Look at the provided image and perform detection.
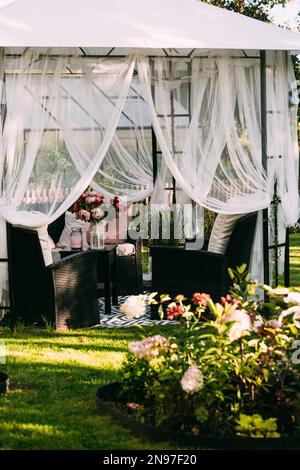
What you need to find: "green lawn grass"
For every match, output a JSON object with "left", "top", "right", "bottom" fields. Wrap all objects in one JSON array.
[
  {"left": 0, "top": 234, "right": 300, "bottom": 450},
  {"left": 289, "top": 233, "right": 300, "bottom": 286},
  {"left": 0, "top": 325, "right": 189, "bottom": 450}
]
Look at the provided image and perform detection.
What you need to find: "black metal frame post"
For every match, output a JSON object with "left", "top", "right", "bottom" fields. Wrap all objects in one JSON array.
[
  {"left": 260, "top": 50, "right": 270, "bottom": 287},
  {"left": 283, "top": 50, "right": 291, "bottom": 287},
  {"left": 6, "top": 223, "right": 15, "bottom": 332},
  {"left": 0, "top": 49, "right": 14, "bottom": 329},
  {"left": 150, "top": 59, "right": 158, "bottom": 186},
  {"left": 284, "top": 228, "right": 290, "bottom": 287}
]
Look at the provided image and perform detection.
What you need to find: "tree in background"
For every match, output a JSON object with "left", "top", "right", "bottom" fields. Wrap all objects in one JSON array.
[
  {"left": 204, "top": 1, "right": 299, "bottom": 127},
  {"left": 203, "top": 0, "right": 288, "bottom": 22}
]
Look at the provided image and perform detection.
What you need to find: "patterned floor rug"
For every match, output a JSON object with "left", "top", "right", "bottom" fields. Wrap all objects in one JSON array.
[{"left": 94, "top": 295, "right": 170, "bottom": 328}]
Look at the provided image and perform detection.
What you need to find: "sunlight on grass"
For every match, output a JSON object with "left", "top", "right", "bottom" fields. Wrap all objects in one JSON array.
[
  {"left": 0, "top": 326, "right": 184, "bottom": 450},
  {"left": 9, "top": 348, "right": 124, "bottom": 370},
  {"left": 0, "top": 422, "right": 66, "bottom": 437}
]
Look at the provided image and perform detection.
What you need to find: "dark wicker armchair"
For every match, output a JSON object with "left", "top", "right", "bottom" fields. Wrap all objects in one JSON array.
[
  {"left": 150, "top": 212, "right": 258, "bottom": 309},
  {"left": 7, "top": 224, "right": 99, "bottom": 330},
  {"left": 48, "top": 213, "right": 143, "bottom": 296}
]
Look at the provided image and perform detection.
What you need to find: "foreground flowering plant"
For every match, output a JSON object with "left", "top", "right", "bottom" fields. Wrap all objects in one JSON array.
[
  {"left": 71, "top": 186, "right": 121, "bottom": 224},
  {"left": 118, "top": 266, "right": 300, "bottom": 438}
]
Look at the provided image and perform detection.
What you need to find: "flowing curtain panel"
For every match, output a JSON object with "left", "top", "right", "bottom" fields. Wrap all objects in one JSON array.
[
  {"left": 93, "top": 73, "right": 153, "bottom": 202},
  {"left": 141, "top": 58, "right": 204, "bottom": 243},
  {"left": 137, "top": 52, "right": 299, "bottom": 281},
  {"left": 0, "top": 47, "right": 298, "bottom": 301},
  {"left": 137, "top": 54, "right": 270, "bottom": 213},
  {"left": 0, "top": 48, "right": 135, "bottom": 304},
  {"left": 0, "top": 49, "right": 135, "bottom": 227},
  {"left": 266, "top": 51, "right": 299, "bottom": 280},
  {"left": 0, "top": 48, "right": 9, "bottom": 312}
]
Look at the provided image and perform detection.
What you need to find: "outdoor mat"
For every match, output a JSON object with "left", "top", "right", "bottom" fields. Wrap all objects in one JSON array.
[{"left": 95, "top": 295, "right": 170, "bottom": 328}]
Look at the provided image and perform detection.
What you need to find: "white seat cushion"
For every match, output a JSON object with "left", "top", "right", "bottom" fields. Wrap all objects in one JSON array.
[
  {"left": 208, "top": 213, "right": 244, "bottom": 254},
  {"left": 36, "top": 226, "right": 55, "bottom": 266},
  {"left": 116, "top": 243, "right": 135, "bottom": 256}
]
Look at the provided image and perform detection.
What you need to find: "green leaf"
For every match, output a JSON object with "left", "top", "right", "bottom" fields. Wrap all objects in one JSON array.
[
  {"left": 288, "top": 324, "right": 298, "bottom": 335},
  {"left": 263, "top": 368, "right": 269, "bottom": 382},
  {"left": 228, "top": 267, "right": 235, "bottom": 280},
  {"left": 237, "top": 264, "right": 247, "bottom": 274},
  {"left": 158, "top": 305, "right": 164, "bottom": 320}
]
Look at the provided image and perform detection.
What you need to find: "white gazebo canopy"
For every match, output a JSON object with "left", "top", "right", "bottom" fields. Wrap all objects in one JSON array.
[{"left": 0, "top": 0, "right": 299, "bottom": 51}]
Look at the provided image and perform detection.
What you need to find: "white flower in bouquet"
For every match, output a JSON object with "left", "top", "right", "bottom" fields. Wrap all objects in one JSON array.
[
  {"left": 284, "top": 292, "right": 300, "bottom": 306},
  {"left": 223, "top": 310, "right": 252, "bottom": 342},
  {"left": 120, "top": 295, "right": 147, "bottom": 320},
  {"left": 180, "top": 365, "right": 204, "bottom": 395},
  {"left": 91, "top": 207, "right": 104, "bottom": 221}
]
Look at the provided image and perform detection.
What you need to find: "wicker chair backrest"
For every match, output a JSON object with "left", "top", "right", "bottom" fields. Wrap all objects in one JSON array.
[{"left": 9, "top": 225, "right": 54, "bottom": 320}]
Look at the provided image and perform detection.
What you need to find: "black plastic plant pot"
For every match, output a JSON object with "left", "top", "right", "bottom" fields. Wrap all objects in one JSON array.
[{"left": 0, "top": 371, "right": 9, "bottom": 394}]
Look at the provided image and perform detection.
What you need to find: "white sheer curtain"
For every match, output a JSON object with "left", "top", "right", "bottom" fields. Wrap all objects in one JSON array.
[
  {"left": 137, "top": 54, "right": 269, "bottom": 278},
  {"left": 0, "top": 48, "right": 135, "bottom": 306},
  {"left": 0, "top": 47, "right": 298, "bottom": 305},
  {"left": 51, "top": 62, "right": 153, "bottom": 204},
  {"left": 0, "top": 48, "right": 9, "bottom": 312},
  {"left": 267, "top": 51, "right": 299, "bottom": 226},
  {"left": 0, "top": 49, "right": 135, "bottom": 227},
  {"left": 137, "top": 54, "right": 270, "bottom": 214},
  {"left": 137, "top": 52, "right": 299, "bottom": 282},
  {"left": 93, "top": 74, "right": 153, "bottom": 202},
  {"left": 266, "top": 51, "right": 299, "bottom": 280}
]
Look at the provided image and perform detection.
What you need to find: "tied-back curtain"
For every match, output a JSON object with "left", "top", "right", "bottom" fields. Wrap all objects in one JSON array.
[
  {"left": 267, "top": 51, "right": 299, "bottom": 227},
  {"left": 137, "top": 51, "right": 299, "bottom": 281},
  {"left": 0, "top": 49, "right": 135, "bottom": 230},
  {"left": 137, "top": 54, "right": 270, "bottom": 215},
  {"left": 266, "top": 51, "right": 300, "bottom": 281},
  {"left": 92, "top": 74, "right": 154, "bottom": 202},
  {"left": 0, "top": 48, "right": 9, "bottom": 312}
]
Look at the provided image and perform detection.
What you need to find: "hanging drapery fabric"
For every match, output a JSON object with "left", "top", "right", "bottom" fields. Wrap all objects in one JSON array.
[
  {"left": 137, "top": 51, "right": 299, "bottom": 281},
  {"left": 92, "top": 74, "right": 153, "bottom": 202},
  {"left": 139, "top": 57, "right": 204, "bottom": 243},
  {"left": 0, "top": 47, "right": 9, "bottom": 314},
  {"left": 0, "top": 47, "right": 298, "bottom": 300},
  {"left": 0, "top": 49, "right": 135, "bottom": 227},
  {"left": 266, "top": 51, "right": 299, "bottom": 281},
  {"left": 0, "top": 48, "right": 135, "bottom": 305},
  {"left": 267, "top": 51, "right": 299, "bottom": 228},
  {"left": 137, "top": 54, "right": 270, "bottom": 214}
]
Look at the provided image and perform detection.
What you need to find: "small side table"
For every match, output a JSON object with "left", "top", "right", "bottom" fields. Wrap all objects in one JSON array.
[{"left": 60, "top": 245, "right": 118, "bottom": 315}]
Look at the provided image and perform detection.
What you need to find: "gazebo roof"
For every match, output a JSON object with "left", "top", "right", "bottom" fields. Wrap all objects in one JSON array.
[{"left": 0, "top": 0, "right": 299, "bottom": 51}]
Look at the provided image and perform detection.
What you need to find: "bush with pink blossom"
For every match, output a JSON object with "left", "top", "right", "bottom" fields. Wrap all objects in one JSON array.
[{"left": 118, "top": 265, "right": 300, "bottom": 438}]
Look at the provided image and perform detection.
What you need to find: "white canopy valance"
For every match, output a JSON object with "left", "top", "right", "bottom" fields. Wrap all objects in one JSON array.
[{"left": 0, "top": 0, "right": 299, "bottom": 51}]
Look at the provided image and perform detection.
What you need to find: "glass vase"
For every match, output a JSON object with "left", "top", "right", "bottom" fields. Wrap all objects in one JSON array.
[{"left": 90, "top": 222, "right": 105, "bottom": 250}]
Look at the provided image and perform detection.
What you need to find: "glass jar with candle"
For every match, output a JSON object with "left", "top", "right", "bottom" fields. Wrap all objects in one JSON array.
[{"left": 70, "top": 228, "right": 83, "bottom": 250}]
